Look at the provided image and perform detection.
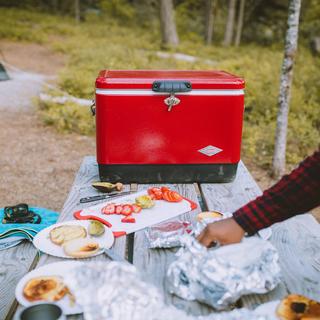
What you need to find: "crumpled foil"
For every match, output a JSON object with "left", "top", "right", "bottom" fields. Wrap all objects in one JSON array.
[
  {"left": 145, "top": 220, "right": 193, "bottom": 248},
  {"left": 167, "top": 236, "right": 281, "bottom": 310},
  {"left": 145, "top": 212, "right": 233, "bottom": 249},
  {"left": 64, "top": 261, "right": 277, "bottom": 320}
]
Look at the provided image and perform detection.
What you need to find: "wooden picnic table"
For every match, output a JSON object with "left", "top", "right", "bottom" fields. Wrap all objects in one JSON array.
[{"left": 2, "top": 156, "right": 320, "bottom": 319}]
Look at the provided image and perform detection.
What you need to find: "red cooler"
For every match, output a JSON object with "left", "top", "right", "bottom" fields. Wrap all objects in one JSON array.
[{"left": 95, "top": 70, "right": 245, "bottom": 183}]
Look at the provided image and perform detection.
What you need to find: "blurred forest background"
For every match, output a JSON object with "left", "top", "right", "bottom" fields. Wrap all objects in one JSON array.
[{"left": 0, "top": 0, "right": 319, "bottom": 171}]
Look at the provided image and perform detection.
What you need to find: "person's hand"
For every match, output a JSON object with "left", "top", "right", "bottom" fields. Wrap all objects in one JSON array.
[{"left": 197, "top": 217, "right": 245, "bottom": 247}]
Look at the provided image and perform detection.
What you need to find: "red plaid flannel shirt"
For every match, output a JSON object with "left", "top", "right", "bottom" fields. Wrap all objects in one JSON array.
[{"left": 233, "top": 150, "right": 320, "bottom": 235}]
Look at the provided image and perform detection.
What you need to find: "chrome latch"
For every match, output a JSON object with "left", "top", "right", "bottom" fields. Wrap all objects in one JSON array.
[{"left": 164, "top": 93, "right": 180, "bottom": 111}]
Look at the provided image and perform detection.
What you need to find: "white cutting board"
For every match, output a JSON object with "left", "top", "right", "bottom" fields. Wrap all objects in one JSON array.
[{"left": 74, "top": 190, "right": 196, "bottom": 234}]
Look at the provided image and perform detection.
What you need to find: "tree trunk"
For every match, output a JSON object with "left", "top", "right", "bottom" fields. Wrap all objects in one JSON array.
[
  {"left": 160, "top": 0, "right": 179, "bottom": 47},
  {"left": 272, "top": 0, "right": 301, "bottom": 178},
  {"left": 234, "top": 0, "right": 245, "bottom": 46},
  {"left": 223, "top": 0, "right": 237, "bottom": 46},
  {"left": 75, "top": 0, "right": 80, "bottom": 23},
  {"left": 205, "top": 0, "right": 216, "bottom": 45}
]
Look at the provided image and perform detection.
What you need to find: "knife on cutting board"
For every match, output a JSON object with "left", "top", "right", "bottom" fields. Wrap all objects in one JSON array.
[{"left": 80, "top": 191, "right": 134, "bottom": 203}]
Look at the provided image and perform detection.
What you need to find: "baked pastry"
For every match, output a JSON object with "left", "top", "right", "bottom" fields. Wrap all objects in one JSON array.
[
  {"left": 49, "top": 225, "right": 87, "bottom": 245},
  {"left": 277, "top": 294, "right": 320, "bottom": 320},
  {"left": 23, "top": 276, "right": 67, "bottom": 302},
  {"left": 63, "top": 238, "right": 100, "bottom": 258},
  {"left": 196, "top": 211, "right": 223, "bottom": 222}
]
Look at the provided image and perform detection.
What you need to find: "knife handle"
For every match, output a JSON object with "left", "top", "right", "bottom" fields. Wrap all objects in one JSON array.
[{"left": 80, "top": 195, "right": 106, "bottom": 203}]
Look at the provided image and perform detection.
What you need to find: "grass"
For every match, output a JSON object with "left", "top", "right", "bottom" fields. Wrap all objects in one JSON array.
[{"left": 1, "top": 8, "right": 319, "bottom": 169}]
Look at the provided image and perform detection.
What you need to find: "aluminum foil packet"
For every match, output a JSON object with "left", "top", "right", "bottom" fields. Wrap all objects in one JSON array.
[
  {"left": 145, "top": 212, "right": 232, "bottom": 249},
  {"left": 145, "top": 220, "right": 193, "bottom": 248},
  {"left": 64, "top": 261, "right": 277, "bottom": 320},
  {"left": 167, "top": 235, "right": 281, "bottom": 310}
]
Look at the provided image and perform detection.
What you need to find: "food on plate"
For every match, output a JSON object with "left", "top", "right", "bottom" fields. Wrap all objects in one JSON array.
[
  {"left": 63, "top": 238, "right": 100, "bottom": 258},
  {"left": 23, "top": 276, "right": 68, "bottom": 302},
  {"left": 88, "top": 220, "right": 105, "bottom": 237},
  {"left": 196, "top": 211, "right": 223, "bottom": 222},
  {"left": 276, "top": 294, "right": 320, "bottom": 320},
  {"left": 49, "top": 225, "right": 87, "bottom": 245},
  {"left": 92, "top": 182, "right": 124, "bottom": 193},
  {"left": 135, "top": 195, "right": 155, "bottom": 209},
  {"left": 162, "top": 190, "right": 183, "bottom": 203},
  {"left": 121, "top": 216, "right": 136, "bottom": 223},
  {"left": 101, "top": 203, "right": 116, "bottom": 215}
]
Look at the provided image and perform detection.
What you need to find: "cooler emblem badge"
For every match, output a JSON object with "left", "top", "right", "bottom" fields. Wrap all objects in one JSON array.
[{"left": 198, "top": 145, "right": 223, "bottom": 157}]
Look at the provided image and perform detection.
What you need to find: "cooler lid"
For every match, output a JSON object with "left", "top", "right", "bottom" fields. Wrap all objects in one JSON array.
[{"left": 96, "top": 70, "right": 244, "bottom": 90}]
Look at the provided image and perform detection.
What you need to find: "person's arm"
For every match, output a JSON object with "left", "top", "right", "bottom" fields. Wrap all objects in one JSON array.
[{"left": 198, "top": 150, "right": 320, "bottom": 247}]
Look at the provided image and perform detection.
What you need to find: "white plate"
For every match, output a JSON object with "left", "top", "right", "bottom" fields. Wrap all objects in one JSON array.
[
  {"left": 33, "top": 220, "right": 114, "bottom": 259},
  {"left": 15, "top": 261, "right": 83, "bottom": 315},
  {"left": 254, "top": 300, "right": 280, "bottom": 319}
]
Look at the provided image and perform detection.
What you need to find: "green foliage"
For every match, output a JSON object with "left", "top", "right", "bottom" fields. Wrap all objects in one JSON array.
[
  {"left": 38, "top": 97, "right": 95, "bottom": 136},
  {"left": 0, "top": 9, "right": 75, "bottom": 43},
  {"left": 0, "top": 8, "right": 319, "bottom": 169},
  {"left": 99, "top": 0, "right": 136, "bottom": 22}
]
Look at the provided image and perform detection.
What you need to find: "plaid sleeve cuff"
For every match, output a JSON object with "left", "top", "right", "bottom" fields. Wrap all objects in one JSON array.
[{"left": 232, "top": 204, "right": 264, "bottom": 236}]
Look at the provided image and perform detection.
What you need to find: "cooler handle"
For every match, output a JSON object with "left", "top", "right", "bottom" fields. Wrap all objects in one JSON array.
[
  {"left": 90, "top": 99, "right": 96, "bottom": 116},
  {"left": 152, "top": 80, "right": 192, "bottom": 111},
  {"left": 152, "top": 80, "right": 192, "bottom": 93}
]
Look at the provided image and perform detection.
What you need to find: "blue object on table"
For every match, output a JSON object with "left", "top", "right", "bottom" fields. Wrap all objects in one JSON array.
[{"left": 0, "top": 207, "right": 59, "bottom": 250}]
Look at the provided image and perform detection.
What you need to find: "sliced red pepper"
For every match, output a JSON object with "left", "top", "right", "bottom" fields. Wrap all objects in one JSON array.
[
  {"left": 121, "top": 204, "right": 133, "bottom": 216},
  {"left": 132, "top": 204, "right": 142, "bottom": 213},
  {"left": 113, "top": 231, "right": 126, "bottom": 238},
  {"left": 161, "top": 186, "right": 170, "bottom": 193},
  {"left": 101, "top": 203, "right": 116, "bottom": 215},
  {"left": 115, "top": 205, "right": 123, "bottom": 214},
  {"left": 163, "top": 190, "right": 183, "bottom": 202},
  {"left": 121, "top": 216, "right": 136, "bottom": 223}
]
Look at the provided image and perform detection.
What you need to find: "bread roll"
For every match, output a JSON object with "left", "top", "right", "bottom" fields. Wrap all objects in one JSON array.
[
  {"left": 196, "top": 211, "right": 223, "bottom": 222},
  {"left": 50, "top": 225, "right": 87, "bottom": 245},
  {"left": 23, "top": 276, "right": 67, "bottom": 302},
  {"left": 277, "top": 294, "right": 320, "bottom": 320},
  {"left": 63, "top": 238, "right": 100, "bottom": 258}
]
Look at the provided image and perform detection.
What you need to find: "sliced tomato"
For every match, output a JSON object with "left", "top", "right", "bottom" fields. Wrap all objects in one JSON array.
[
  {"left": 161, "top": 186, "right": 170, "bottom": 193},
  {"left": 121, "top": 204, "right": 133, "bottom": 216},
  {"left": 115, "top": 205, "right": 123, "bottom": 214},
  {"left": 132, "top": 204, "right": 142, "bottom": 213},
  {"left": 147, "top": 188, "right": 154, "bottom": 196},
  {"left": 163, "top": 190, "right": 183, "bottom": 202},
  {"left": 151, "top": 187, "right": 161, "bottom": 193},
  {"left": 121, "top": 216, "right": 136, "bottom": 223},
  {"left": 149, "top": 193, "right": 156, "bottom": 200},
  {"left": 101, "top": 203, "right": 116, "bottom": 215},
  {"left": 153, "top": 191, "right": 163, "bottom": 200}
]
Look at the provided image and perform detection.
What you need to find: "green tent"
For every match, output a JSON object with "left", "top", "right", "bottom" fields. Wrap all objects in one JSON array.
[{"left": 0, "top": 63, "right": 10, "bottom": 81}]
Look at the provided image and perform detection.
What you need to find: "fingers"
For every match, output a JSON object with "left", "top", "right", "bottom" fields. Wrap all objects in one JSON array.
[{"left": 197, "top": 225, "right": 218, "bottom": 248}]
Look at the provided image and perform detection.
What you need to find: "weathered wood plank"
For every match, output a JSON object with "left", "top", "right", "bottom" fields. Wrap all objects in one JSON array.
[
  {"left": 132, "top": 184, "right": 215, "bottom": 316},
  {"left": 0, "top": 242, "right": 37, "bottom": 319},
  {"left": 11, "top": 157, "right": 128, "bottom": 319},
  {"left": 201, "top": 161, "right": 320, "bottom": 308}
]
